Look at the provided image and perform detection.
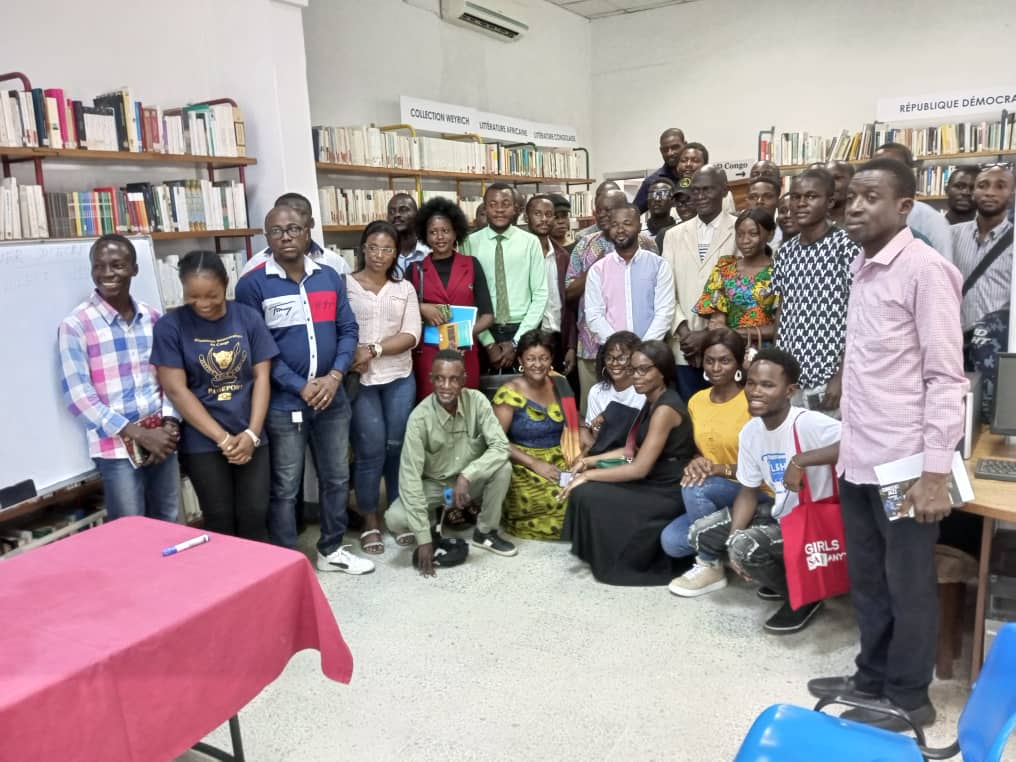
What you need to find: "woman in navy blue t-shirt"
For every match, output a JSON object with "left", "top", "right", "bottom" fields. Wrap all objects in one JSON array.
[{"left": 151, "top": 251, "right": 278, "bottom": 540}]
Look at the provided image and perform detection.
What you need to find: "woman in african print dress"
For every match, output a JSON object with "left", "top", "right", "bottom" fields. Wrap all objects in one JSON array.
[
  {"left": 492, "top": 330, "right": 577, "bottom": 540},
  {"left": 694, "top": 208, "right": 779, "bottom": 344}
]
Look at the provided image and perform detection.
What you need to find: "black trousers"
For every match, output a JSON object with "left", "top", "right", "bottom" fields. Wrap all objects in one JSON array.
[
  {"left": 839, "top": 479, "right": 939, "bottom": 709},
  {"left": 181, "top": 445, "right": 270, "bottom": 542}
]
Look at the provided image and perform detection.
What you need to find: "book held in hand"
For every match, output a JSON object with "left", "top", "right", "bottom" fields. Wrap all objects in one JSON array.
[
  {"left": 423, "top": 305, "right": 477, "bottom": 349},
  {"left": 119, "top": 414, "right": 164, "bottom": 468},
  {"left": 874, "top": 451, "right": 975, "bottom": 521}
]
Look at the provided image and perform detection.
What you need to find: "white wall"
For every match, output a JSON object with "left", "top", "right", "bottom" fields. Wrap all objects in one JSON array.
[
  {"left": 0, "top": 0, "right": 317, "bottom": 249},
  {"left": 590, "top": 0, "right": 1016, "bottom": 176},
  {"left": 303, "top": 0, "right": 594, "bottom": 173}
]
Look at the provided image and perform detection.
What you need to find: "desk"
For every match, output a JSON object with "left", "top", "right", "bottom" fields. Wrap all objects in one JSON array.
[
  {"left": 963, "top": 431, "right": 1016, "bottom": 680},
  {"left": 0, "top": 516, "right": 353, "bottom": 761}
]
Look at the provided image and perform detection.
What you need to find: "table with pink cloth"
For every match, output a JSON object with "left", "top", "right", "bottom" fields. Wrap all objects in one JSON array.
[{"left": 0, "top": 516, "right": 353, "bottom": 761}]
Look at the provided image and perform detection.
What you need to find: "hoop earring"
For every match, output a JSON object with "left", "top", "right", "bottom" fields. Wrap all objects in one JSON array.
[
  {"left": 703, "top": 371, "right": 709, "bottom": 383},
  {"left": 734, "top": 369, "right": 744, "bottom": 383},
  {"left": 602, "top": 367, "right": 609, "bottom": 379}
]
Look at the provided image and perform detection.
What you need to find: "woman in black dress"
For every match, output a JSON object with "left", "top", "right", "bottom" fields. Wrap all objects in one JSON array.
[{"left": 560, "top": 340, "right": 694, "bottom": 586}]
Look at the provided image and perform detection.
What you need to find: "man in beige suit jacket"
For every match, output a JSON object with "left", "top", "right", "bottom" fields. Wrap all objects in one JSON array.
[{"left": 661, "top": 165, "right": 738, "bottom": 401}]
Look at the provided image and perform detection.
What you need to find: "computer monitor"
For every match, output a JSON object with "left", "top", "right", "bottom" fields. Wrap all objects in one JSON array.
[{"left": 992, "top": 353, "right": 1016, "bottom": 436}]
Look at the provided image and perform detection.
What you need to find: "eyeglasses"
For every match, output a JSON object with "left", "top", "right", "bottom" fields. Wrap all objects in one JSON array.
[
  {"left": 648, "top": 190, "right": 673, "bottom": 200},
  {"left": 605, "top": 353, "right": 631, "bottom": 365},
  {"left": 980, "top": 162, "right": 1014, "bottom": 170},
  {"left": 266, "top": 224, "right": 306, "bottom": 239},
  {"left": 631, "top": 363, "right": 656, "bottom": 377},
  {"left": 364, "top": 244, "right": 396, "bottom": 256}
]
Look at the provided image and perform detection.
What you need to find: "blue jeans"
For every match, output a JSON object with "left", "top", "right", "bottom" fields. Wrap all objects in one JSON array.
[
  {"left": 350, "top": 374, "right": 416, "bottom": 514},
  {"left": 661, "top": 476, "right": 741, "bottom": 559},
  {"left": 266, "top": 394, "right": 351, "bottom": 556},
  {"left": 94, "top": 454, "right": 180, "bottom": 522}
]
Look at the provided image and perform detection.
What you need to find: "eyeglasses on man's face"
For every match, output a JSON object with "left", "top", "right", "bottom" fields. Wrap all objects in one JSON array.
[{"left": 266, "top": 224, "right": 307, "bottom": 239}]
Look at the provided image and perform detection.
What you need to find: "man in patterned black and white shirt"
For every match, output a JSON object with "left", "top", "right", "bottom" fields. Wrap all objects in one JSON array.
[{"left": 772, "top": 168, "right": 859, "bottom": 416}]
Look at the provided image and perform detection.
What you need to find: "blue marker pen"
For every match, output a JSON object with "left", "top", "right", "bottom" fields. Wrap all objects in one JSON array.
[{"left": 162, "top": 534, "right": 210, "bottom": 557}]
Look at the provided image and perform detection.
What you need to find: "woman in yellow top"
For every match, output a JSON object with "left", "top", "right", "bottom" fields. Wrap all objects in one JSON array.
[
  {"left": 662, "top": 329, "right": 751, "bottom": 589},
  {"left": 493, "top": 330, "right": 577, "bottom": 540}
]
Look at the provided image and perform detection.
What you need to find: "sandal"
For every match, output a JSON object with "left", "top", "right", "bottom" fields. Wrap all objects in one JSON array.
[
  {"left": 359, "top": 529, "right": 385, "bottom": 555},
  {"left": 394, "top": 532, "right": 416, "bottom": 548}
]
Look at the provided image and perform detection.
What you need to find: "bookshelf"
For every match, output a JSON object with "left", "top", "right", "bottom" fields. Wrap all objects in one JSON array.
[
  {"left": 0, "top": 75, "right": 258, "bottom": 260},
  {"left": 313, "top": 125, "right": 595, "bottom": 236},
  {"left": 756, "top": 113, "right": 1015, "bottom": 201}
]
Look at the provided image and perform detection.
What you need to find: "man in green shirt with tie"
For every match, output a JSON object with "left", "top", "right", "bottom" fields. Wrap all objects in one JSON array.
[
  {"left": 463, "top": 182, "right": 549, "bottom": 370},
  {"left": 386, "top": 350, "right": 516, "bottom": 575}
]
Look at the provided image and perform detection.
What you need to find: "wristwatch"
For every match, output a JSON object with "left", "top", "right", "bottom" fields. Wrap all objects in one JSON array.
[
  {"left": 368, "top": 342, "right": 384, "bottom": 358},
  {"left": 242, "top": 428, "right": 261, "bottom": 447}
]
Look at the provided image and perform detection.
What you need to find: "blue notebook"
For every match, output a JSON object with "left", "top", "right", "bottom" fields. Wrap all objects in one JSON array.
[{"left": 423, "top": 305, "right": 478, "bottom": 348}]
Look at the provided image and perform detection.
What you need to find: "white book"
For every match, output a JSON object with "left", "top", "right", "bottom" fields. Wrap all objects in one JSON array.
[
  {"left": 0, "top": 94, "right": 10, "bottom": 146},
  {"left": 18, "top": 185, "right": 33, "bottom": 238},
  {"left": 874, "top": 451, "right": 975, "bottom": 521},
  {"left": 32, "top": 185, "right": 48, "bottom": 237},
  {"left": 1, "top": 186, "right": 14, "bottom": 239}
]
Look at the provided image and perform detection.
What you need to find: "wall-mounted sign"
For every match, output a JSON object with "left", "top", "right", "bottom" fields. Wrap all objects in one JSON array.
[
  {"left": 876, "top": 86, "right": 1016, "bottom": 122},
  {"left": 399, "top": 96, "right": 577, "bottom": 147}
]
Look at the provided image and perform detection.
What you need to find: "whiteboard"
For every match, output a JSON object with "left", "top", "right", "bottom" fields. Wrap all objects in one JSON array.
[{"left": 0, "top": 237, "right": 164, "bottom": 495}]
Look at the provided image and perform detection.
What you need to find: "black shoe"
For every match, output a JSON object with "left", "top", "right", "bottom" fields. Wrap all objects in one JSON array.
[
  {"left": 763, "top": 600, "right": 823, "bottom": 633},
  {"left": 841, "top": 699, "right": 936, "bottom": 732},
  {"left": 756, "top": 586, "right": 783, "bottom": 601},
  {"left": 471, "top": 529, "right": 518, "bottom": 557},
  {"left": 807, "top": 675, "right": 879, "bottom": 701}
]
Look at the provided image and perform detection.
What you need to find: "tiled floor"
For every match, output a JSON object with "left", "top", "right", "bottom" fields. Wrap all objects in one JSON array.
[{"left": 178, "top": 528, "right": 1010, "bottom": 762}]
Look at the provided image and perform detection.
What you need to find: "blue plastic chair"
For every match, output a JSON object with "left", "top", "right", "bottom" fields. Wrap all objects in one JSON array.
[{"left": 733, "top": 622, "right": 1016, "bottom": 762}]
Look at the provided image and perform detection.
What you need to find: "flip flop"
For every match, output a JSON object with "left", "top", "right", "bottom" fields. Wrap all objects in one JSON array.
[
  {"left": 394, "top": 532, "right": 416, "bottom": 547},
  {"left": 360, "top": 529, "right": 385, "bottom": 555}
]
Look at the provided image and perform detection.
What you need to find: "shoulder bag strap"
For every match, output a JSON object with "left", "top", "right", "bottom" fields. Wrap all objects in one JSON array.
[
  {"left": 962, "top": 228, "right": 1014, "bottom": 296},
  {"left": 791, "top": 412, "right": 839, "bottom": 504}
]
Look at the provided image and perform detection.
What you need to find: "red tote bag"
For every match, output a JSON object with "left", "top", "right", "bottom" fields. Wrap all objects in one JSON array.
[{"left": 779, "top": 419, "right": 851, "bottom": 610}]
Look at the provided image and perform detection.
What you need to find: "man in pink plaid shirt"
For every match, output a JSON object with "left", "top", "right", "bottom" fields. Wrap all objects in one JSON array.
[
  {"left": 58, "top": 235, "right": 180, "bottom": 521},
  {"left": 806, "top": 159, "right": 968, "bottom": 731}
]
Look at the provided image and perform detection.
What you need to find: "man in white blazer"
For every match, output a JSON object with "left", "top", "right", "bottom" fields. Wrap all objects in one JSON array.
[{"left": 661, "top": 165, "right": 738, "bottom": 401}]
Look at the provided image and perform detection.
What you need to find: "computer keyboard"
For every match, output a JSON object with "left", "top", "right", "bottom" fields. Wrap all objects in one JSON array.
[{"left": 975, "top": 458, "right": 1016, "bottom": 482}]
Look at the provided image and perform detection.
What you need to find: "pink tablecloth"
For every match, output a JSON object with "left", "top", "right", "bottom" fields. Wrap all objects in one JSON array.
[{"left": 0, "top": 516, "right": 353, "bottom": 761}]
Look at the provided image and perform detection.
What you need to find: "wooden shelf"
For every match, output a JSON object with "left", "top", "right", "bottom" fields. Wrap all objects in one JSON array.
[
  {"left": 0, "top": 477, "right": 102, "bottom": 524},
  {"left": 315, "top": 161, "right": 593, "bottom": 185},
  {"left": 150, "top": 228, "right": 260, "bottom": 240},
  {"left": 776, "top": 148, "right": 1016, "bottom": 171},
  {"left": 322, "top": 224, "right": 366, "bottom": 233},
  {"left": 0, "top": 145, "right": 256, "bottom": 167},
  {"left": 3, "top": 229, "right": 260, "bottom": 244}
]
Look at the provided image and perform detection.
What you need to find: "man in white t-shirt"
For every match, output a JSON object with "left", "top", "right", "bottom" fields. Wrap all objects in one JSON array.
[
  {"left": 682, "top": 348, "right": 841, "bottom": 634},
  {"left": 241, "top": 192, "right": 351, "bottom": 276}
]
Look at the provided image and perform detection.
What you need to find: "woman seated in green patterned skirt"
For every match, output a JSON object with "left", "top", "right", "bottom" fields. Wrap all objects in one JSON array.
[{"left": 492, "top": 330, "right": 579, "bottom": 540}]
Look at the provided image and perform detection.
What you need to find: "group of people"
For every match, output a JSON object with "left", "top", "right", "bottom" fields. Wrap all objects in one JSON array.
[{"left": 58, "top": 122, "right": 1013, "bottom": 733}]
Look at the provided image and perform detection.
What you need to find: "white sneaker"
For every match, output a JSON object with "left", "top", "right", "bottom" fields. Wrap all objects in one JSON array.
[
  {"left": 668, "top": 558, "right": 727, "bottom": 597},
  {"left": 317, "top": 545, "right": 375, "bottom": 575}
]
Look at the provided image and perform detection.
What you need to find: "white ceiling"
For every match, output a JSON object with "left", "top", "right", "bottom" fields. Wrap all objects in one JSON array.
[{"left": 545, "top": 0, "right": 701, "bottom": 20}]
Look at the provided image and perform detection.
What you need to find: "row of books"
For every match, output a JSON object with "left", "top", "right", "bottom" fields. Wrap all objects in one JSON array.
[
  {"left": 44, "top": 180, "right": 248, "bottom": 239},
  {"left": 0, "top": 86, "right": 246, "bottom": 156},
  {"left": 916, "top": 165, "right": 964, "bottom": 197},
  {"left": 0, "top": 179, "right": 49, "bottom": 239},
  {"left": 760, "top": 115, "right": 1016, "bottom": 165},
  {"left": 312, "top": 125, "right": 586, "bottom": 179},
  {"left": 157, "top": 251, "right": 248, "bottom": 307}
]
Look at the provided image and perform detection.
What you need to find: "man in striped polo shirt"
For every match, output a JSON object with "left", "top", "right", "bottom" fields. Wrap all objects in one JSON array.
[{"left": 236, "top": 205, "right": 374, "bottom": 575}]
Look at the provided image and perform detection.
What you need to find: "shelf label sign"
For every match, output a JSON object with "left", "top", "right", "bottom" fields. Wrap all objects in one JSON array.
[
  {"left": 876, "top": 86, "right": 1016, "bottom": 121},
  {"left": 400, "top": 96, "right": 577, "bottom": 147},
  {"left": 400, "top": 96, "right": 475, "bottom": 134},
  {"left": 716, "top": 158, "right": 754, "bottom": 180},
  {"left": 530, "top": 121, "right": 579, "bottom": 148},
  {"left": 475, "top": 111, "right": 531, "bottom": 142}
]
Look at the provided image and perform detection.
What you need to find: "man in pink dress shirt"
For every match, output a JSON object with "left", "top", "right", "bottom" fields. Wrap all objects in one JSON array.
[{"left": 806, "top": 158, "right": 968, "bottom": 731}]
